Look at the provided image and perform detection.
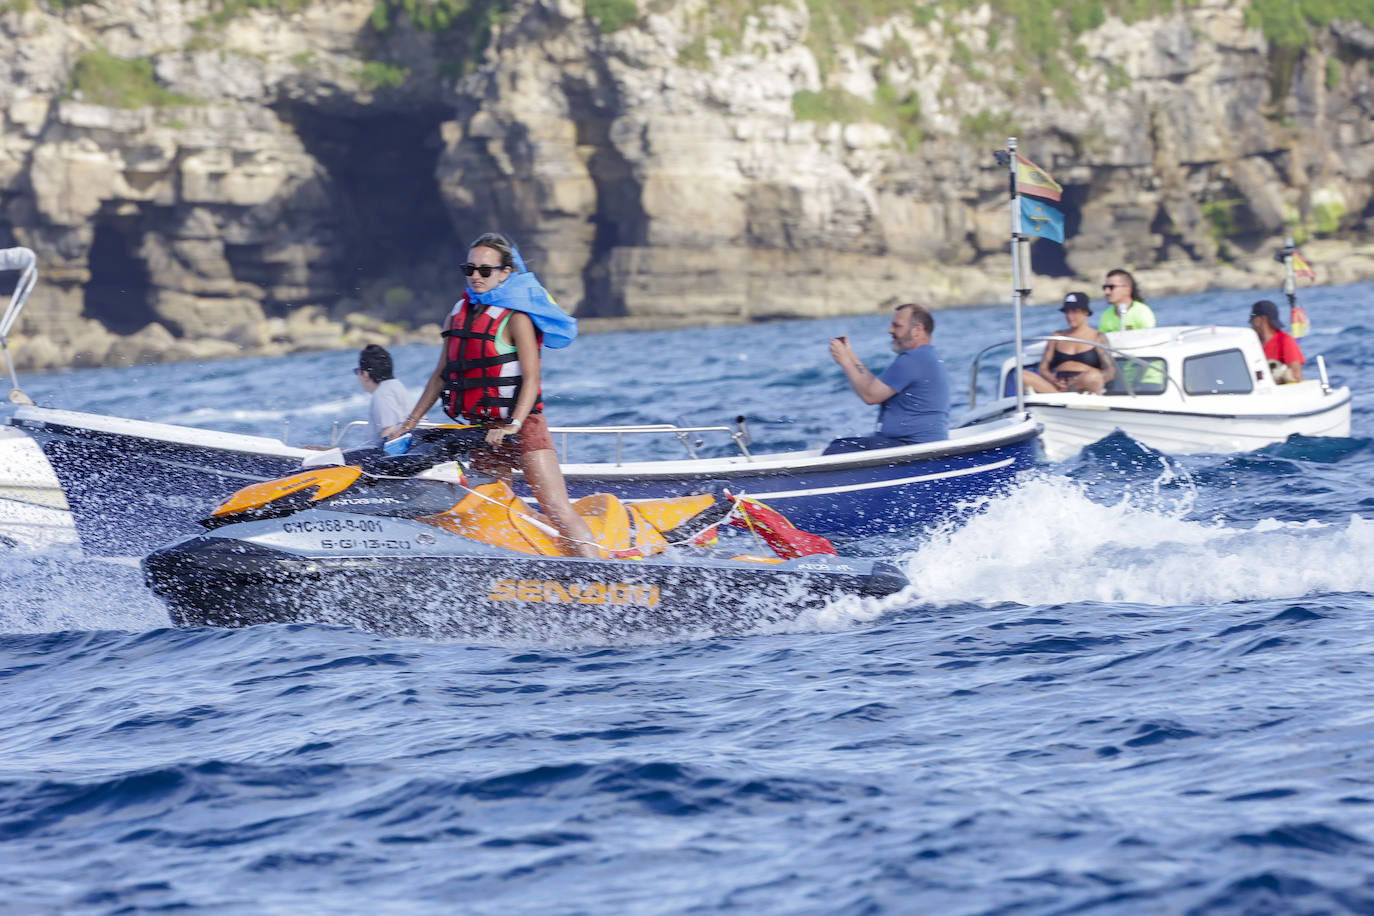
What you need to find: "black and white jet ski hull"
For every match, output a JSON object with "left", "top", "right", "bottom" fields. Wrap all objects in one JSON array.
[{"left": 142, "top": 514, "right": 908, "bottom": 641}]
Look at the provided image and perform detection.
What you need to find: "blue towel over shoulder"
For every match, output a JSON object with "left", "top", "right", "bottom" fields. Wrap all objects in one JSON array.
[{"left": 465, "top": 246, "right": 578, "bottom": 349}]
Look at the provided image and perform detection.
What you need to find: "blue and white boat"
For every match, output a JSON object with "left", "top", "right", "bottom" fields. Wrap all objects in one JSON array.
[
  {"left": 9, "top": 404, "right": 1038, "bottom": 553},
  {"left": 2, "top": 245, "right": 1040, "bottom": 554}
]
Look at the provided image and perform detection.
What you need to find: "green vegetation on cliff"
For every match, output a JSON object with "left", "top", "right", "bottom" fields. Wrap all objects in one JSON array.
[
  {"left": 1246, "top": 0, "right": 1374, "bottom": 47},
  {"left": 586, "top": 0, "right": 638, "bottom": 32},
  {"left": 358, "top": 60, "right": 411, "bottom": 89},
  {"left": 367, "top": 0, "right": 512, "bottom": 75},
  {"left": 1245, "top": 0, "right": 1374, "bottom": 99},
  {"left": 190, "top": 0, "right": 309, "bottom": 31},
  {"left": 793, "top": 86, "right": 924, "bottom": 149},
  {"left": 700, "top": 0, "right": 1186, "bottom": 148},
  {"left": 367, "top": 0, "right": 508, "bottom": 33},
  {"left": 68, "top": 50, "right": 198, "bottom": 108},
  {"left": 689, "top": 0, "right": 1374, "bottom": 149}
]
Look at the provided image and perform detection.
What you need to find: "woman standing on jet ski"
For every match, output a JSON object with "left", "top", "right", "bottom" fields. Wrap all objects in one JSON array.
[{"left": 385, "top": 232, "right": 600, "bottom": 559}]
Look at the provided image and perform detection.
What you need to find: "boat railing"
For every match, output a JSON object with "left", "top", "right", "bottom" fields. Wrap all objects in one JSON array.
[
  {"left": 316, "top": 417, "right": 755, "bottom": 464},
  {"left": 550, "top": 418, "right": 753, "bottom": 465},
  {"left": 1, "top": 246, "right": 38, "bottom": 400},
  {"left": 328, "top": 419, "right": 369, "bottom": 447},
  {"left": 967, "top": 336, "right": 1184, "bottom": 409},
  {"left": 309, "top": 414, "right": 752, "bottom": 461}
]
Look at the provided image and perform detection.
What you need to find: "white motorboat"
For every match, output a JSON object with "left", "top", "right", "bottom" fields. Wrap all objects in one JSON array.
[{"left": 962, "top": 324, "right": 1352, "bottom": 462}]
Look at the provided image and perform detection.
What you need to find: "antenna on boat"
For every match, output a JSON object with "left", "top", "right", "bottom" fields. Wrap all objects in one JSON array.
[
  {"left": 1276, "top": 236, "right": 1312, "bottom": 338},
  {"left": 1, "top": 247, "right": 38, "bottom": 406}
]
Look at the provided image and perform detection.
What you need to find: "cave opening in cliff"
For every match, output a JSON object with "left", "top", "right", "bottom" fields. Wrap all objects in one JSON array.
[
  {"left": 572, "top": 97, "right": 648, "bottom": 318},
  {"left": 277, "top": 104, "right": 462, "bottom": 319},
  {"left": 84, "top": 216, "right": 160, "bottom": 336}
]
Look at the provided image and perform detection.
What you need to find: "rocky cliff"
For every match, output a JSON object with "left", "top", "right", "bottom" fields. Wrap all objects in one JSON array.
[{"left": 1, "top": 0, "right": 1372, "bottom": 369}]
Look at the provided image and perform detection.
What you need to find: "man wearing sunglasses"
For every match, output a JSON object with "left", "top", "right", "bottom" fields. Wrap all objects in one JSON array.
[
  {"left": 1098, "top": 269, "right": 1156, "bottom": 332},
  {"left": 823, "top": 303, "right": 950, "bottom": 454}
]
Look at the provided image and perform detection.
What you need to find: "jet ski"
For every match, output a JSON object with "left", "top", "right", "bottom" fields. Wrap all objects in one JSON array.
[{"left": 142, "top": 427, "right": 909, "bottom": 640}]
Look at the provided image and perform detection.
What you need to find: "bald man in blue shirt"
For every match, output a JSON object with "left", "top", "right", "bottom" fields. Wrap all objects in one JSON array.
[{"left": 824, "top": 303, "right": 950, "bottom": 454}]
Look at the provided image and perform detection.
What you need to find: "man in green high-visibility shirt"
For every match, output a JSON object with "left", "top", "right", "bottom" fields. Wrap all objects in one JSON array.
[{"left": 1098, "top": 269, "right": 1156, "bottom": 332}]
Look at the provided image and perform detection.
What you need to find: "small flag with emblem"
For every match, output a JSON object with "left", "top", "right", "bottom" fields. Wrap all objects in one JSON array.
[
  {"left": 1016, "top": 154, "right": 1062, "bottom": 202},
  {"left": 1021, "top": 197, "right": 1065, "bottom": 244}
]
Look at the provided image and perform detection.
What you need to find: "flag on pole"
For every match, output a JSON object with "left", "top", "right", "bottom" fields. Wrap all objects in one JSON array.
[
  {"left": 1292, "top": 249, "right": 1316, "bottom": 281},
  {"left": 1016, "top": 154, "right": 1062, "bottom": 202},
  {"left": 1021, "top": 197, "right": 1064, "bottom": 243},
  {"left": 1290, "top": 304, "right": 1309, "bottom": 338}
]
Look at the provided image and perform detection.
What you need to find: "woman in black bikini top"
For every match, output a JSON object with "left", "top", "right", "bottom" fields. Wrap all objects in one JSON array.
[
  {"left": 1049, "top": 346, "right": 1103, "bottom": 370},
  {"left": 1021, "top": 292, "right": 1116, "bottom": 395}
]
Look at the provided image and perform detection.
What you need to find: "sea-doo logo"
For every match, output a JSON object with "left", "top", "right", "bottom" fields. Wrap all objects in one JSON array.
[
  {"left": 333, "top": 497, "right": 403, "bottom": 505},
  {"left": 796, "top": 562, "right": 854, "bottom": 572},
  {"left": 489, "top": 578, "right": 660, "bottom": 607}
]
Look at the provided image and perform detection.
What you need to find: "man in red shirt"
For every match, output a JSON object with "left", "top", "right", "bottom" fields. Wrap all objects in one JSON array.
[{"left": 1249, "top": 299, "right": 1304, "bottom": 383}]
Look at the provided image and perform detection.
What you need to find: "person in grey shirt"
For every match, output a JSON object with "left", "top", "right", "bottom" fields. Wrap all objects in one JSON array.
[{"left": 357, "top": 344, "right": 411, "bottom": 448}]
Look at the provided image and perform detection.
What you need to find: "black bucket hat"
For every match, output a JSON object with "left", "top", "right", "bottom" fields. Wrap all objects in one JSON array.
[{"left": 1060, "top": 291, "right": 1092, "bottom": 315}]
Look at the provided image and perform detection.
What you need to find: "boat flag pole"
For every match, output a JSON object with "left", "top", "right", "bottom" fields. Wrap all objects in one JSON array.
[
  {"left": 1281, "top": 236, "right": 1297, "bottom": 305},
  {"left": 1005, "top": 137, "right": 1028, "bottom": 418},
  {"left": 1277, "top": 236, "right": 1310, "bottom": 338}
]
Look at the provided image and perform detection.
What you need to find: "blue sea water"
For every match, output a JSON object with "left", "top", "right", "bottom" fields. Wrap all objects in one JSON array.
[{"left": 2, "top": 282, "right": 1374, "bottom": 913}]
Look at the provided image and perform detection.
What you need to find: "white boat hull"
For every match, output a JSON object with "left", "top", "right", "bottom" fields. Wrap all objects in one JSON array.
[
  {"left": 0, "top": 427, "right": 77, "bottom": 551},
  {"left": 1022, "top": 383, "right": 1352, "bottom": 461}
]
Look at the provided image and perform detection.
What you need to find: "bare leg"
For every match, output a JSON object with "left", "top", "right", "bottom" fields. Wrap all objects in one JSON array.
[
  {"left": 1069, "top": 367, "right": 1106, "bottom": 395},
  {"left": 1021, "top": 369, "right": 1059, "bottom": 394},
  {"left": 520, "top": 448, "right": 601, "bottom": 559}
]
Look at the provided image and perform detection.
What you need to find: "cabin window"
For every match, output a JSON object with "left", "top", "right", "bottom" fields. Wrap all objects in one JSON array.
[
  {"left": 1104, "top": 358, "right": 1167, "bottom": 395},
  {"left": 1183, "top": 348, "right": 1253, "bottom": 395}
]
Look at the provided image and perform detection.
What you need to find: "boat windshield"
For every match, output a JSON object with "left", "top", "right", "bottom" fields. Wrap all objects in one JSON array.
[
  {"left": 1181, "top": 348, "right": 1254, "bottom": 395},
  {"left": 1104, "top": 357, "right": 1168, "bottom": 396}
]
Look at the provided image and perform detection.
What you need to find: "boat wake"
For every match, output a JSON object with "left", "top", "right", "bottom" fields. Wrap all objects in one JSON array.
[{"left": 897, "top": 473, "right": 1374, "bottom": 609}]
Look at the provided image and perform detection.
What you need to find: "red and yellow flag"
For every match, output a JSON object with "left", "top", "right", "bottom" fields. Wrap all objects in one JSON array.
[
  {"left": 1292, "top": 249, "right": 1316, "bottom": 281},
  {"left": 1290, "top": 304, "right": 1309, "bottom": 338},
  {"left": 1016, "top": 153, "right": 1062, "bottom": 202}
]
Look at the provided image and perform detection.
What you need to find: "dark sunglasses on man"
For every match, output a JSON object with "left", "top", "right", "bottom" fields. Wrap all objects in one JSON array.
[{"left": 461, "top": 263, "right": 506, "bottom": 278}]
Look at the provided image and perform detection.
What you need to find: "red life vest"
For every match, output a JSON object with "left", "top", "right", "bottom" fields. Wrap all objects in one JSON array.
[{"left": 441, "top": 297, "right": 543, "bottom": 421}]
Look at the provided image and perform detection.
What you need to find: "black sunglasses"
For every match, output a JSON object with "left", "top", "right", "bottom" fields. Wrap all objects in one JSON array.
[{"left": 461, "top": 263, "right": 506, "bottom": 278}]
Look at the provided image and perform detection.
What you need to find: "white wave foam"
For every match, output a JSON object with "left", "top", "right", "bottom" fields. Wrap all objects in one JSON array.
[
  {"left": 0, "top": 551, "right": 170, "bottom": 634},
  {"left": 910, "top": 474, "right": 1373, "bottom": 608},
  {"left": 778, "top": 473, "right": 1374, "bottom": 633},
  {"left": 0, "top": 499, "right": 79, "bottom": 553}
]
